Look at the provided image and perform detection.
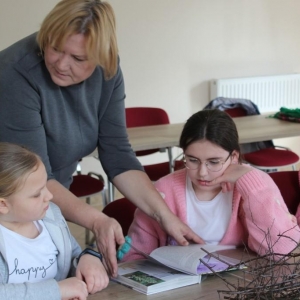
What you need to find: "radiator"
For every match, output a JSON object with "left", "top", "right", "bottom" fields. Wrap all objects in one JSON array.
[{"left": 210, "top": 74, "right": 300, "bottom": 113}]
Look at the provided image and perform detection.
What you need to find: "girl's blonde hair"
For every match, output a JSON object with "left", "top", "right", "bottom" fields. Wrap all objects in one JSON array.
[
  {"left": 0, "top": 143, "right": 40, "bottom": 198},
  {"left": 37, "top": 0, "right": 118, "bottom": 80}
]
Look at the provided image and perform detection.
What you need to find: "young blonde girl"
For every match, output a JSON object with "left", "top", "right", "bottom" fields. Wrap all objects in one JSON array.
[
  {"left": 0, "top": 142, "right": 108, "bottom": 300},
  {"left": 122, "top": 109, "right": 300, "bottom": 261}
]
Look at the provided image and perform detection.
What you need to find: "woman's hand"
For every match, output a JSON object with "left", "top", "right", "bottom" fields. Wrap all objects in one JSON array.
[
  {"left": 205, "top": 164, "right": 252, "bottom": 192},
  {"left": 58, "top": 277, "right": 88, "bottom": 300},
  {"left": 76, "top": 254, "right": 109, "bottom": 294},
  {"left": 92, "top": 215, "right": 125, "bottom": 277},
  {"left": 113, "top": 170, "right": 205, "bottom": 247},
  {"left": 46, "top": 180, "right": 124, "bottom": 278},
  {"left": 159, "top": 210, "right": 205, "bottom": 245}
]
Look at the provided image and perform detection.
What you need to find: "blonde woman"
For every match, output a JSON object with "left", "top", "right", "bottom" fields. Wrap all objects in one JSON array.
[{"left": 0, "top": 0, "right": 202, "bottom": 280}]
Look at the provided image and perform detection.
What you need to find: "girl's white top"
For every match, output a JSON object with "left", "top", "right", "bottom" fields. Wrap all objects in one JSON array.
[
  {"left": 0, "top": 220, "right": 58, "bottom": 283},
  {"left": 186, "top": 176, "right": 232, "bottom": 245}
]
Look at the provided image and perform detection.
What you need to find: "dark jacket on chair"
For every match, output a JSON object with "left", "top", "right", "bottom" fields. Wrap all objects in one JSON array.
[{"left": 204, "top": 97, "right": 274, "bottom": 154}]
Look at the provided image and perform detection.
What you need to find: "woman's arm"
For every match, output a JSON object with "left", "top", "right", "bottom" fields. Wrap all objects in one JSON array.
[
  {"left": 47, "top": 179, "right": 124, "bottom": 277},
  {"left": 122, "top": 207, "right": 164, "bottom": 262},
  {"left": 113, "top": 170, "right": 204, "bottom": 246}
]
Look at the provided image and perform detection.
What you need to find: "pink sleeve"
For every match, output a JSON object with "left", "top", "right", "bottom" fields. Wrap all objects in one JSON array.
[
  {"left": 121, "top": 208, "right": 168, "bottom": 262},
  {"left": 122, "top": 171, "right": 186, "bottom": 262},
  {"left": 237, "top": 169, "right": 300, "bottom": 257},
  {"left": 296, "top": 170, "right": 300, "bottom": 225}
]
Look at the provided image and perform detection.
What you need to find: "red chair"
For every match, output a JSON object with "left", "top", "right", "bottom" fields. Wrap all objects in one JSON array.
[
  {"left": 268, "top": 171, "right": 300, "bottom": 215},
  {"left": 88, "top": 197, "right": 136, "bottom": 247},
  {"left": 102, "top": 197, "right": 137, "bottom": 236},
  {"left": 225, "top": 107, "right": 299, "bottom": 171},
  {"left": 126, "top": 107, "right": 183, "bottom": 181},
  {"left": 106, "top": 107, "right": 184, "bottom": 202},
  {"left": 69, "top": 161, "right": 106, "bottom": 245}
]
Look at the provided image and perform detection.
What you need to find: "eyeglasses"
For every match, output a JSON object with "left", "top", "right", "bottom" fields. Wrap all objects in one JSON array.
[{"left": 183, "top": 152, "right": 232, "bottom": 172}]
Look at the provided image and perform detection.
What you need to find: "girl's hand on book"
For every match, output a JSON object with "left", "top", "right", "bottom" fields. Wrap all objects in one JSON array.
[
  {"left": 58, "top": 277, "right": 88, "bottom": 300},
  {"left": 76, "top": 254, "right": 109, "bottom": 294}
]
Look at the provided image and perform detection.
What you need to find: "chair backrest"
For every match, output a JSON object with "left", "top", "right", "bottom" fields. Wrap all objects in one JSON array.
[
  {"left": 224, "top": 107, "right": 247, "bottom": 118},
  {"left": 70, "top": 174, "right": 104, "bottom": 198},
  {"left": 102, "top": 197, "right": 137, "bottom": 236},
  {"left": 268, "top": 171, "right": 300, "bottom": 215},
  {"left": 208, "top": 98, "right": 274, "bottom": 153},
  {"left": 125, "top": 107, "right": 170, "bottom": 156},
  {"left": 126, "top": 107, "right": 169, "bottom": 127},
  {"left": 70, "top": 160, "right": 105, "bottom": 198}
]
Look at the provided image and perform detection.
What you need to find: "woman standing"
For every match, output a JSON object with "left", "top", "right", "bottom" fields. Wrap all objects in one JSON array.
[{"left": 0, "top": 0, "right": 202, "bottom": 287}]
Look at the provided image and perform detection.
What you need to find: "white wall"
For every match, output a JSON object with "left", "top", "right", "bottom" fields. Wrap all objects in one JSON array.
[
  {"left": 1, "top": 0, "right": 300, "bottom": 176},
  {"left": 109, "top": 0, "right": 300, "bottom": 119}
]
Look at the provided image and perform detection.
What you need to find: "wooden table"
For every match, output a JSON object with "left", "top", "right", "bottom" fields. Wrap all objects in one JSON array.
[
  {"left": 127, "top": 114, "right": 300, "bottom": 152},
  {"left": 98, "top": 114, "right": 300, "bottom": 202},
  {"left": 87, "top": 249, "right": 252, "bottom": 300},
  {"left": 88, "top": 247, "right": 300, "bottom": 299},
  {"left": 88, "top": 275, "right": 231, "bottom": 300}
]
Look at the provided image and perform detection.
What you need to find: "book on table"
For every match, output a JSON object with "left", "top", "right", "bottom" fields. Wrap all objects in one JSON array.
[
  {"left": 113, "top": 244, "right": 244, "bottom": 295},
  {"left": 115, "top": 259, "right": 200, "bottom": 295}
]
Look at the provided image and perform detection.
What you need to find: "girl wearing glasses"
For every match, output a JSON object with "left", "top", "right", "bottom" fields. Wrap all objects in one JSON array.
[
  {"left": 0, "top": 143, "right": 108, "bottom": 299},
  {"left": 122, "top": 109, "right": 300, "bottom": 261}
]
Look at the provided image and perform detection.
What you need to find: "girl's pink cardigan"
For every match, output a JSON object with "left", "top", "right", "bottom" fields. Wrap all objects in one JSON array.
[{"left": 123, "top": 168, "right": 300, "bottom": 262}]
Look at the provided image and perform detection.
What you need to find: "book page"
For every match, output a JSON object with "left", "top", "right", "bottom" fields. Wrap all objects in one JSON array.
[
  {"left": 149, "top": 244, "right": 236, "bottom": 275},
  {"left": 197, "top": 254, "right": 243, "bottom": 274}
]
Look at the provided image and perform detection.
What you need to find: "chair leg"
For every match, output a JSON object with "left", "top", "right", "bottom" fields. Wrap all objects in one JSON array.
[
  {"left": 85, "top": 196, "right": 91, "bottom": 245},
  {"left": 84, "top": 190, "right": 108, "bottom": 247},
  {"left": 108, "top": 180, "right": 115, "bottom": 203},
  {"left": 101, "top": 190, "right": 108, "bottom": 207},
  {"left": 172, "top": 152, "right": 184, "bottom": 171},
  {"left": 89, "top": 235, "right": 96, "bottom": 248},
  {"left": 167, "top": 147, "right": 173, "bottom": 172}
]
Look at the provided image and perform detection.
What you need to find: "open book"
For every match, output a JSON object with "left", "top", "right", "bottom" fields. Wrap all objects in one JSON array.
[
  {"left": 114, "top": 244, "right": 244, "bottom": 295},
  {"left": 115, "top": 259, "right": 201, "bottom": 295},
  {"left": 147, "top": 244, "right": 243, "bottom": 275}
]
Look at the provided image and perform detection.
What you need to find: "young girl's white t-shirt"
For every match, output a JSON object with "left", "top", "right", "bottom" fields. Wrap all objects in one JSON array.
[
  {"left": 0, "top": 220, "right": 58, "bottom": 283},
  {"left": 186, "top": 176, "right": 232, "bottom": 245}
]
